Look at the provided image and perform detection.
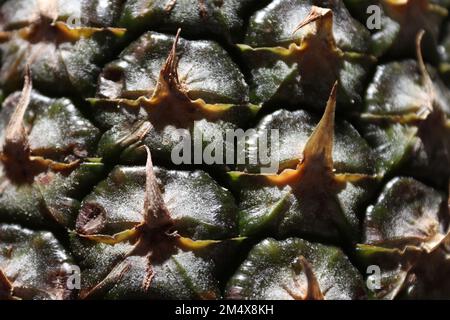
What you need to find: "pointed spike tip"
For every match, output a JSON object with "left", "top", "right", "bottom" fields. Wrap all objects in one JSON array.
[
  {"left": 415, "top": 29, "right": 434, "bottom": 115},
  {"left": 293, "top": 6, "right": 332, "bottom": 35},
  {"left": 301, "top": 81, "right": 337, "bottom": 169},
  {"left": 5, "top": 66, "right": 32, "bottom": 144},
  {"left": 174, "top": 28, "right": 181, "bottom": 45},
  {"left": 167, "top": 28, "right": 181, "bottom": 73},
  {"left": 329, "top": 81, "right": 338, "bottom": 104},
  {"left": 298, "top": 256, "right": 324, "bottom": 300},
  {"left": 284, "top": 256, "right": 325, "bottom": 300},
  {"left": 415, "top": 30, "right": 430, "bottom": 85},
  {"left": 143, "top": 146, "right": 173, "bottom": 229},
  {"left": 155, "top": 28, "right": 183, "bottom": 95}
]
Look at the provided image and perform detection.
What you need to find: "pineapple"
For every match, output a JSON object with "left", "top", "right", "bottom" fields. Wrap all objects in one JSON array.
[{"left": 0, "top": 0, "right": 449, "bottom": 300}]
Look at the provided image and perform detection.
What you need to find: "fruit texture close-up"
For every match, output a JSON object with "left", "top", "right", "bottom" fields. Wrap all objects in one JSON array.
[{"left": 0, "top": 0, "right": 449, "bottom": 301}]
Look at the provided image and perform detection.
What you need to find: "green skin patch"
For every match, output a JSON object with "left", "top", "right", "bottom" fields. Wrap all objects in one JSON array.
[
  {"left": 118, "top": 0, "right": 262, "bottom": 42},
  {"left": 0, "top": 224, "right": 75, "bottom": 300},
  {"left": 357, "top": 177, "right": 449, "bottom": 300},
  {"left": 226, "top": 238, "right": 366, "bottom": 300}
]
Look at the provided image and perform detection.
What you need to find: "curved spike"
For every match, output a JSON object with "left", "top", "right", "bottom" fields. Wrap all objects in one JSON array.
[
  {"left": 157, "top": 28, "right": 182, "bottom": 93},
  {"left": 1, "top": 66, "right": 33, "bottom": 182},
  {"left": 233, "top": 83, "right": 338, "bottom": 187},
  {"left": 298, "top": 256, "right": 325, "bottom": 300},
  {"left": 416, "top": 30, "right": 434, "bottom": 99},
  {"left": 149, "top": 29, "right": 187, "bottom": 104},
  {"left": 4, "top": 66, "right": 32, "bottom": 149},
  {"left": 292, "top": 6, "right": 332, "bottom": 35},
  {"left": 301, "top": 82, "right": 337, "bottom": 171},
  {"left": 284, "top": 256, "right": 324, "bottom": 300},
  {"left": 0, "top": 269, "right": 14, "bottom": 300},
  {"left": 143, "top": 146, "right": 173, "bottom": 229},
  {"left": 415, "top": 30, "right": 435, "bottom": 119},
  {"left": 1, "top": 67, "right": 82, "bottom": 182}
]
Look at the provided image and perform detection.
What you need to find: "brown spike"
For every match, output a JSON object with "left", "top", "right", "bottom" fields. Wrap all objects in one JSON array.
[
  {"left": 301, "top": 82, "right": 337, "bottom": 171},
  {"left": 143, "top": 146, "right": 173, "bottom": 229},
  {"left": 0, "top": 269, "right": 14, "bottom": 299},
  {"left": 284, "top": 256, "right": 324, "bottom": 300},
  {"left": 158, "top": 28, "right": 182, "bottom": 92},
  {"left": 264, "top": 83, "right": 337, "bottom": 187},
  {"left": 415, "top": 30, "right": 435, "bottom": 118},
  {"left": 416, "top": 30, "right": 433, "bottom": 91},
  {"left": 292, "top": 6, "right": 332, "bottom": 35},
  {"left": 4, "top": 67, "right": 32, "bottom": 148},
  {"left": 298, "top": 256, "right": 325, "bottom": 300},
  {"left": 1, "top": 68, "right": 81, "bottom": 182},
  {"left": 1, "top": 67, "right": 33, "bottom": 178},
  {"left": 149, "top": 29, "right": 187, "bottom": 103}
]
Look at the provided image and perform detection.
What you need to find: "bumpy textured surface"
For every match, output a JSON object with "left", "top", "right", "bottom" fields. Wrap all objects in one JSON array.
[{"left": 0, "top": 0, "right": 449, "bottom": 300}]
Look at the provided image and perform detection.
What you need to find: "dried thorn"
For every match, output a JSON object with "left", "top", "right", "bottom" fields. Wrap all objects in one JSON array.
[
  {"left": 143, "top": 146, "right": 173, "bottom": 229},
  {"left": 293, "top": 6, "right": 332, "bottom": 35}
]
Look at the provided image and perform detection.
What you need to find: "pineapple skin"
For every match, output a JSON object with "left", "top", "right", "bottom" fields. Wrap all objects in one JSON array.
[{"left": 0, "top": 0, "right": 449, "bottom": 300}]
